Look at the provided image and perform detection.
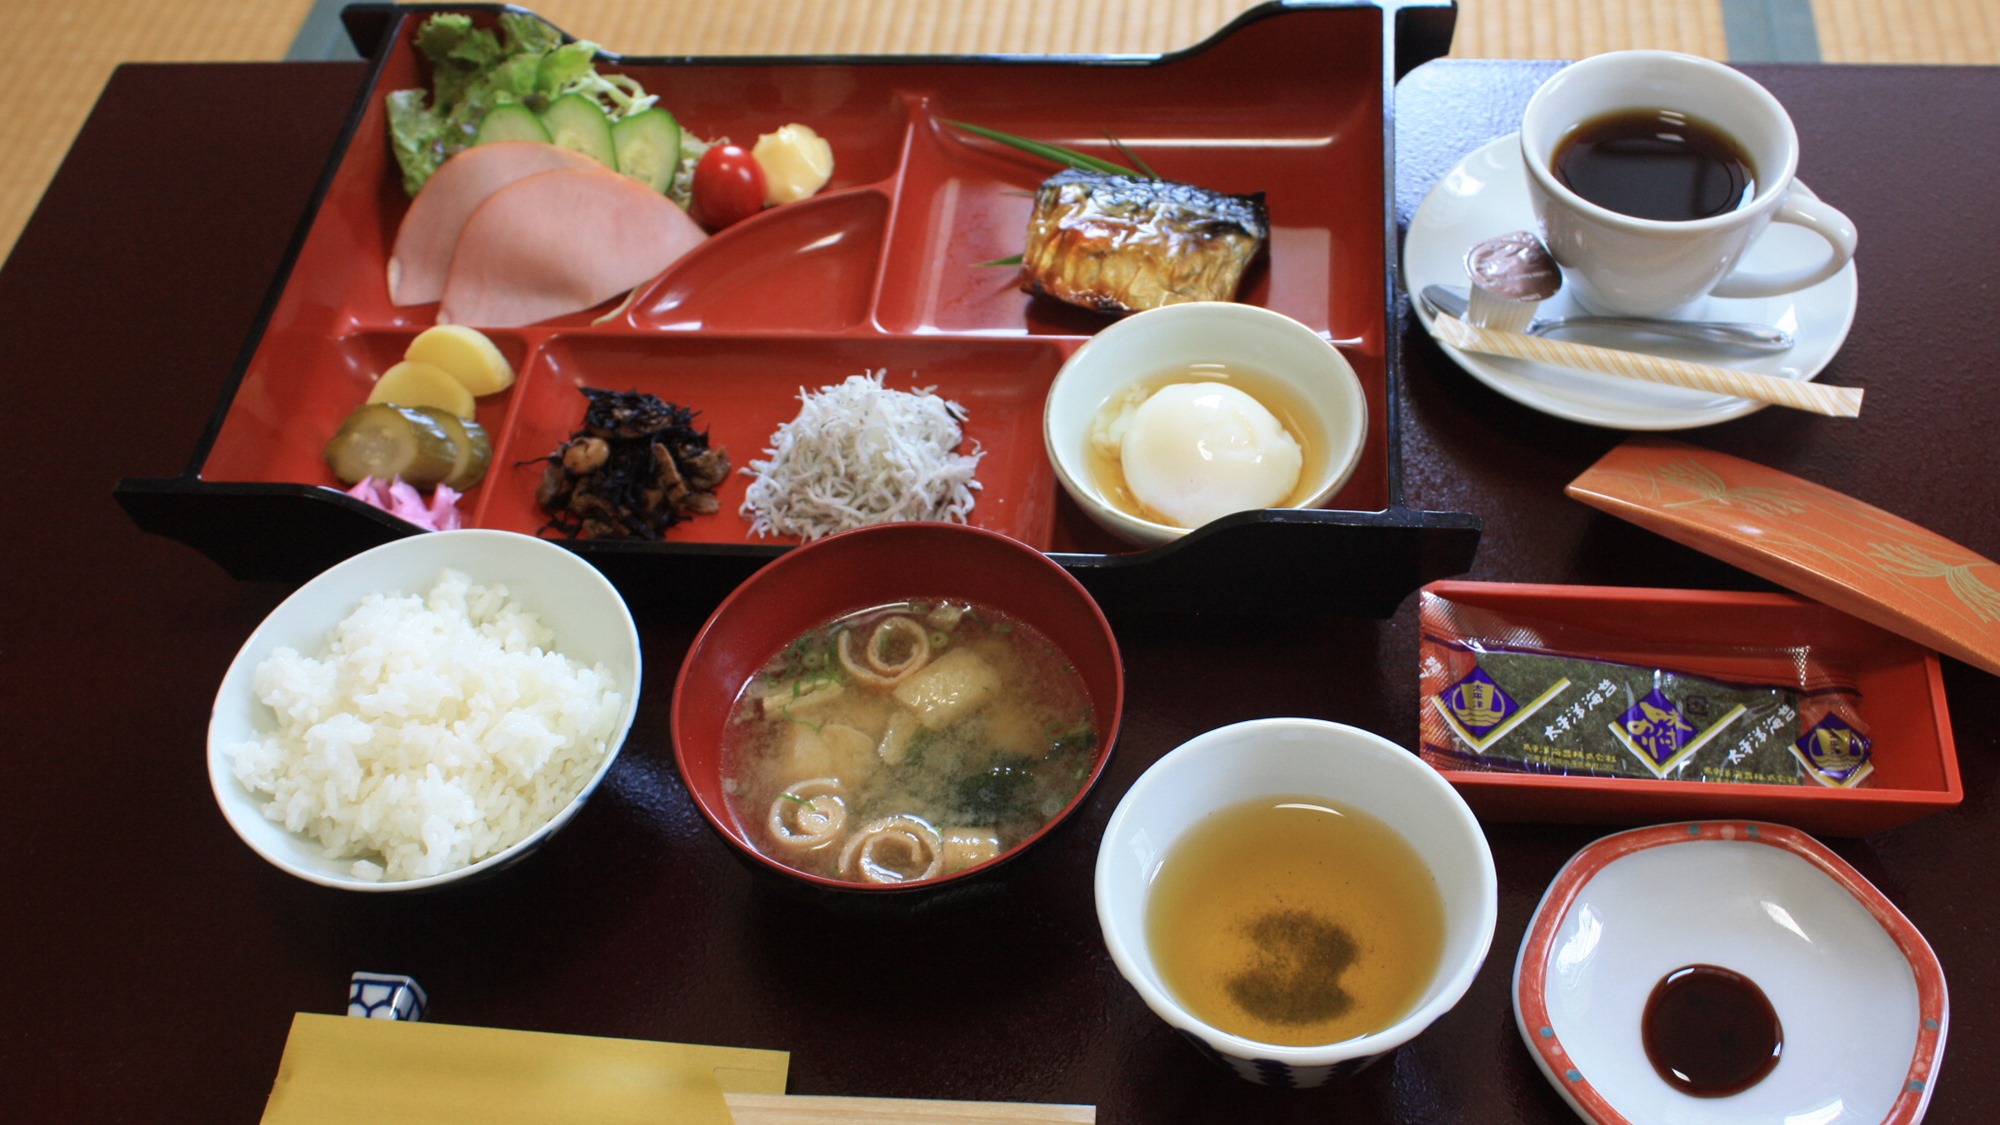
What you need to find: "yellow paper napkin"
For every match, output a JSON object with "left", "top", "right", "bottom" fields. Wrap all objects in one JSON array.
[
  {"left": 261, "top": 1013, "right": 788, "bottom": 1125},
  {"left": 723, "top": 1092, "right": 1097, "bottom": 1122}
]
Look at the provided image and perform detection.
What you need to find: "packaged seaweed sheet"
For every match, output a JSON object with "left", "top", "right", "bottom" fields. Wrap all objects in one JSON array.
[{"left": 1419, "top": 591, "right": 1874, "bottom": 788}]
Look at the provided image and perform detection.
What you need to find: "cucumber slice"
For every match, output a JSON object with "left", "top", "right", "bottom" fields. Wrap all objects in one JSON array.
[
  {"left": 412, "top": 406, "right": 494, "bottom": 491},
  {"left": 612, "top": 108, "right": 683, "bottom": 193},
  {"left": 537, "top": 93, "right": 617, "bottom": 168},
  {"left": 323, "top": 403, "right": 460, "bottom": 489},
  {"left": 474, "top": 103, "right": 552, "bottom": 147}
]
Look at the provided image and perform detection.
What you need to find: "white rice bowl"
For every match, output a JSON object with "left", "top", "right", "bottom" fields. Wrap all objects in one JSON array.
[{"left": 209, "top": 530, "right": 641, "bottom": 890}]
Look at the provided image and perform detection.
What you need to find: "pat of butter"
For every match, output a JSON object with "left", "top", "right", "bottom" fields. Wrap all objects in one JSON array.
[{"left": 753, "top": 123, "right": 835, "bottom": 205}]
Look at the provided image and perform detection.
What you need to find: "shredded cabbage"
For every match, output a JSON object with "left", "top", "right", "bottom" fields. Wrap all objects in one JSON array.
[
  {"left": 557, "top": 71, "right": 659, "bottom": 120},
  {"left": 740, "top": 371, "right": 984, "bottom": 540}
]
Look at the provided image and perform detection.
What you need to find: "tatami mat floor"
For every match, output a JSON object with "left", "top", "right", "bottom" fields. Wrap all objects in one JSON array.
[{"left": 3, "top": 0, "right": 1996, "bottom": 266}]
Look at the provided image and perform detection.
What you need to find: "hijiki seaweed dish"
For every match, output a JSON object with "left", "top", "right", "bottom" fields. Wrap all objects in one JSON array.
[{"left": 535, "top": 388, "right": 730, "bottom": 540}]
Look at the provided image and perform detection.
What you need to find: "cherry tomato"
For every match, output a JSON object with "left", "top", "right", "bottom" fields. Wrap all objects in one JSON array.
[{"left": 690, "top": 144, "right": 767, "bottom": 230}]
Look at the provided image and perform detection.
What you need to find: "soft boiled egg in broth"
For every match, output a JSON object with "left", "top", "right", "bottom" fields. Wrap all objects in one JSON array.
[{"left": 1086, "top": 364, "right": 1320, "bottom": 529}]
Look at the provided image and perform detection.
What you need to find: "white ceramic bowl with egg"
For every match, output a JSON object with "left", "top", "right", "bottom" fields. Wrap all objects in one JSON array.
[
  {"left": 1095, "top": 718, "right": 1497, "bottom": 1087},
  {"left": 208, "top": 529, "right": 641, "bottom": 891},
  {"left": 1044, "top": 302, "right": 1368, "bottom": 547}
]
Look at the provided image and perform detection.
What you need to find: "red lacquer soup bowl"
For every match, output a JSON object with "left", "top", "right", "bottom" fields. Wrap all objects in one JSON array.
[{"left": 671, "top": 523, "right": 1124, "bottom": 895}]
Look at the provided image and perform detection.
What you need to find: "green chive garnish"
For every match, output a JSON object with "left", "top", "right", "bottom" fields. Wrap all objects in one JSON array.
[{"left": 942, "top": 119, "right": 1148, "bottom": 178}]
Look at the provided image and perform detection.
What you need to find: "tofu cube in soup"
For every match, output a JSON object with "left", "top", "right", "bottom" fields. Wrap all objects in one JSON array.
[{"left": 894, "top": 648, "right": 1002, "bottom": 730}]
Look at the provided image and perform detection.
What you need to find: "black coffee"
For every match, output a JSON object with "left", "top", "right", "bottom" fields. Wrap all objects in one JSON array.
[{"left": 1552, "top": 109, "right": 1757, "bottom": 221}]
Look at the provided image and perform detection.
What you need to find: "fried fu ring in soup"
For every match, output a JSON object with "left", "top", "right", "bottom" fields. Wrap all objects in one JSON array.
[
  {"left": 839, "top": 815, "right": 945, "bottom": 883},
  {"left": 942, "top": 827, "right": 1001, "bottom": 873},
  {"left": 767, "top": 778, "right": 849, "bottom": 851},
  {"left": 838, "top": 615, "right": 931, "bottom": 688}
]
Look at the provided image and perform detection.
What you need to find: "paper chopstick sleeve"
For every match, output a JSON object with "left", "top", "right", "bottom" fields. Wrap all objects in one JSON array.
[{"left": 1432, "top": 314, "right": 1862, "bottom": 418}]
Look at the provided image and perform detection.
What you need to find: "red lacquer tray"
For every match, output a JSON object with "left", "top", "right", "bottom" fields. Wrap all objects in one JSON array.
[{"left": 114, "top": 0, "right": 1478, "bottom": 615}]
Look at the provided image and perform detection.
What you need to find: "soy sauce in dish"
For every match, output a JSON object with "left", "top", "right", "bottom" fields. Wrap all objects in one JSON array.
[
  {"left": 1641, "top": 964, "right": 1783, "bottom": 1097},
  {"left": 1553, "top": 109, "right": 1757, "bottom": 222}
]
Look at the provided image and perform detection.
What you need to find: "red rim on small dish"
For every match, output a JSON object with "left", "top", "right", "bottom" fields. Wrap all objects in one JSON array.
[{"left": 1514, "top": 821, "right": 1947, "bottom": 1124}]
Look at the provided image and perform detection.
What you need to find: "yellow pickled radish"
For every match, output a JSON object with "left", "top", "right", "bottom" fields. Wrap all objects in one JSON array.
[
  {"left": 367, "top": 359, "right": 477, "bottom": 419},
  {"left": 404, "top": 324, "right": 516, "bottom": 396}
]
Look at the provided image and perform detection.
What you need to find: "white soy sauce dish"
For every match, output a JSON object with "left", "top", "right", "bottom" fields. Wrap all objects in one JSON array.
[
  {"left": 1515, "top": 821, "right": 1947, "bottom": 1124},
  {"left": 209, "top": 529, "right": 641, "bottom": 891},
  {"left": 1044, "top": 302, "right": 1368, "bottom": 548}
]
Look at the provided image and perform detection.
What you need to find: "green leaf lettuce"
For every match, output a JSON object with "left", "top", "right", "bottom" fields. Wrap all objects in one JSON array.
[{"left": 386, "top": 13, "right": 608, "bottom": 196}]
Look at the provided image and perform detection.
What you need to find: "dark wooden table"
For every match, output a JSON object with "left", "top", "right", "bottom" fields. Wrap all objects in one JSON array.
[{"left": 5, "top": 58, "right": 1995, "bottom": 1122}]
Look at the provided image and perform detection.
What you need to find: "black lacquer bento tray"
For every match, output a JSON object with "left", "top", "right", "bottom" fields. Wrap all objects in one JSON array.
[{"left": 114, "top": 0, "right": 1478, "bottom": 616}]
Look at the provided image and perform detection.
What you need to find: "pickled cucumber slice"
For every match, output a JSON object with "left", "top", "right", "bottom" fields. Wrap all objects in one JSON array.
[
  {"left": 324, "top": 403, "right": 460, "bottom": 488},
  {"left": 367, "top": 359, "right": 477, "bottom": 418},
  {"left": 474, "top": 103, "right": 553, "bottom": 147},
  {"left": 538, "top": 93, "right": 616, "bottom": 168},
  {"left": 404, "top": 325, "right": 515, "bottom": 396},
  {"left": 612, "top": 108, "right": 682, "bottom": 193},
  {"left": 412, "top": 406, "right": 493, "bottom": 490}
]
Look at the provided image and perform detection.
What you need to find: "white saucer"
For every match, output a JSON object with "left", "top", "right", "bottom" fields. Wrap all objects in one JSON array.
[
  {"left": 1404, "top": 135, "right": 1859, "bottom": 430},
  {"left": 1514, "top": 822, "right": 1946, "bottom": 1125}
]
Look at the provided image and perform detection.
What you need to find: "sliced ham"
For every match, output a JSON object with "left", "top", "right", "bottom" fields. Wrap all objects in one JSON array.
[
  {"left": 387, "top": 142, "right": 602, "bottom": 307},
  {"left": 436, "top": 166, "right": 707, "bottom": 328}
]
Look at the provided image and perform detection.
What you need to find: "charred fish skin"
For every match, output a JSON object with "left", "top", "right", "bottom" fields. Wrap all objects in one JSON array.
[{"left": 1021, "top": 168, "right": 1269, "bottom": 315}]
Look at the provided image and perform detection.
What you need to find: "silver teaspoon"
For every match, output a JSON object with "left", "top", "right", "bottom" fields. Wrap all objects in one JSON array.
[{"left": 1419, "top": 285, "right": 1794, "bottom": 353}]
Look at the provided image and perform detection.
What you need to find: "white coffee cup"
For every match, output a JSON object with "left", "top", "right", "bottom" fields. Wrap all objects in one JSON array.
[{"left": 1520, "top": 50, "right": 1857, "bottom": 318}]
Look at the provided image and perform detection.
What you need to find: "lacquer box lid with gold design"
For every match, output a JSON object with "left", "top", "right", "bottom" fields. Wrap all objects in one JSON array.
[
  {"left": 1567, "top": 436, "right": 2000, "bottom": 681},
  {"left": 1418, "top": 579, "right": 1960, "bottom": 838},
  {"left": 1413, "top": 435, "right": 1989, "bottom": 837}
]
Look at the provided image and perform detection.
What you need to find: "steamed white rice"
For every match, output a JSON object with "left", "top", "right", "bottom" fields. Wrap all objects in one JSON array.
[{"left": 227, "top": 569, "right": 623, "bottom": 881}]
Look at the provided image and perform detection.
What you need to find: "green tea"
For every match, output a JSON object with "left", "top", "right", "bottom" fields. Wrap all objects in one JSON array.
[{"left": 1146, "top": 796, "right": 1445, "bottom": 1046}]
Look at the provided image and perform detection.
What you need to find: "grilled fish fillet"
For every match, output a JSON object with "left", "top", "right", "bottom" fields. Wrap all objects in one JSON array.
[{"left": 1021, "top": 168, "right": 1268, "bottom": 314}]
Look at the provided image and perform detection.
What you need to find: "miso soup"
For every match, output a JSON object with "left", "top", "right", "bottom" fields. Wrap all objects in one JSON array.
[
  {"left": 721, "top": 600, "right": 1097, "bottom": 885},
  {"left": 1147, "top": 795, "right": 1445, "bottom": 1046}
]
